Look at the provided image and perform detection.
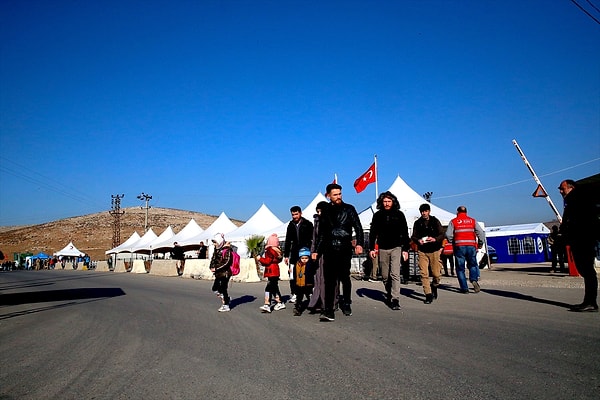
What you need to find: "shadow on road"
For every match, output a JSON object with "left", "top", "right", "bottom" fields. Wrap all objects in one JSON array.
[
  {"left": 0, "top": 287, "right": 126, "bottom": 306},
  {"left": 481, "top": 288, "right": 572, "bottom": 309},
  {"left": 229, "top": 294, "right": 257, "bottom": 309}
]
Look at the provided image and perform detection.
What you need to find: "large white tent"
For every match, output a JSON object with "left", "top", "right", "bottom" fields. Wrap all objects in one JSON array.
[
  {"left": 359, "top": 175, "right": 457, "bottom": 233},
  {"left": 105, "top": 232, "right": 141, "bottom": 255},
  {"left": 55, "top": 241, "right": 85, "bottom": 257},
  {"left": 181, "top": 212, "right": 239, "bottom": 245},
  {"left": 151, "top": 219, "right": 204, "bottom": 251},
  {"left": 227, "top": 204, "right": 285, "bottom": 256},
  {"left": 129, "top": 229, "right": 158, "bottom": 253},
  {"left": 140, "top": 226, "right": 175, "bottom": 253}
]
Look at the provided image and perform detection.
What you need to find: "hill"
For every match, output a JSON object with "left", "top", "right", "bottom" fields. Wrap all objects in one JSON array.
[{"left": 0, "top": 207, "right": 244, "bottom": 261}]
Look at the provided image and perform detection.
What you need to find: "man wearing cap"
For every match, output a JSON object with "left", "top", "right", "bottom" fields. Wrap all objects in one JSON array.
[{"left": 411, "top": 204, "right": 445, "bottom": 304}]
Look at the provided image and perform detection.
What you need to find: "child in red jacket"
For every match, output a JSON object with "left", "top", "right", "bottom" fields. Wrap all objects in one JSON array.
[{"left": 257, "top": 234, "right": 285, "bottom": 313}]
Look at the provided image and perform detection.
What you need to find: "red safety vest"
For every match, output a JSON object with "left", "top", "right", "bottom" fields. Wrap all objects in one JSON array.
[
  {"left": 442, "top": 239, "right": 453, "bottom": 255},
  {"left": 451, "top": 213, "right": 477, "bottom": 247}
]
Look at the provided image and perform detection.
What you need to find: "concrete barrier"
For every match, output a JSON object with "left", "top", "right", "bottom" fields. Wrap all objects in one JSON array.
[
  {"left": 113, "top": 260, "right": 129, "bottom": 273},
  {"left": 131, "top": 259, "right": 148, "bottom": 273},
  {"left": 95, "top": 261, "right": 110, "bottom": 272},
  {"left": 148, "top": 259, "right": 179, "bottom": 277}
]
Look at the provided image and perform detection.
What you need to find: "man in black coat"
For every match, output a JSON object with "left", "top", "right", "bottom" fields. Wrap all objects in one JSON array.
[
  {"left": 559, "top": 179, "right": 598, "bottom": 312},
  {"left": 283, "top": 206, "right": 314, "bottom": 303}
]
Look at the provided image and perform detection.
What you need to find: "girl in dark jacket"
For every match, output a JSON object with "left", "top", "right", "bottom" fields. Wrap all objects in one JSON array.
[{"left": 210, "top": 233, "right": 233, "bottom": 312}]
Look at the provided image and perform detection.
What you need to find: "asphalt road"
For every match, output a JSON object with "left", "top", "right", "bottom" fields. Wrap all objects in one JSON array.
[{"left": 1, "top": 269, "right": 598, "bottom": 400}]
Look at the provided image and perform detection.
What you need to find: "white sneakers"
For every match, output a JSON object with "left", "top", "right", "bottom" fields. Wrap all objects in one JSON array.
[
  {"left": 259, "top": 304, "right": 272, "bottom": 313},
  {"left": 289, "top": 294, "right": 297, "bottom": 303},
  {"left": 218, "top": 304, "right": 230, "bottom": 312},
  {"left": 260, "top": 303, "right": 286, "bottom": 312}
]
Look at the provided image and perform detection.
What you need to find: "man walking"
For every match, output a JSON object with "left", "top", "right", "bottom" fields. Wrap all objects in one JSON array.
[
  {"left": 559, "top": 179, "right": 598, "bottom": 312},
  {"left": 314, "top": 183, "right": 364, "bottom": 321},
  {"left": 446, "top": 206, "right": 486, "bottom": 293},
  {"left": 368, "top": 191, "right": 410, "bottom": 310},
  {"left": 411, "top": 204, "right": 444, "bottom": 304},
  {"left": 283, "top": 206, "right": 314, "bottom": 303}
]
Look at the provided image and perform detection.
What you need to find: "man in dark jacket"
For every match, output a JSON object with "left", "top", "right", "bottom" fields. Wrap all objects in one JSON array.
[
  {"left": 368, "top": 191, "right": 410, "bottom": 310},
  {"left": 411, "top": 204, "right": 444, "bottom": 304},
  {"left": 559, "top": 179, "right": 598, "bottom": 312},
  {"left": 314, "top": 183, "right": 364, "bottom": 321},
  {"left": 171, "top": 242, "right": 185, "bottom": 276},
  {"left": 283, "top": 205, "right": 314, "bottom": 303}
]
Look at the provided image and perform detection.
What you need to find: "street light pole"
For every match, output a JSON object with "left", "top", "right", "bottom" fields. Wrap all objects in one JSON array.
[{"left": 137, "top": 192, "right": 153, "bottom": 232}]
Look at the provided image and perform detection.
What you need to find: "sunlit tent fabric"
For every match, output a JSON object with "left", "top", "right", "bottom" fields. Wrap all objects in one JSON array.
[
  {"left": 181, "top": 212, "right": 239, "bottom": 245},
  {"left": 359, "top": 175, "right": 456, "bottom": 233},
  {"left": 256, "top": 192, "right": 328, "bottom": 239},
  {"left": 56, "top": 241, "right": 85, "bottom": 257},
  {"left": 128, "top": 229, "right": 158, "bottom": 253},
  {"left": 137, "top": 226, "right": 175, "bottom": 253},
  {"left": 31, "top": 252, "right": 50, "bottom": 260},
  {"left": 151, "top": 219, "right": 203, "bottom": 251},
  {"left": 227, "top": 204, "right": 285, "bottom": 256},
  {"left": 105, "top": 232, "right": 141, "bottom": 255}
]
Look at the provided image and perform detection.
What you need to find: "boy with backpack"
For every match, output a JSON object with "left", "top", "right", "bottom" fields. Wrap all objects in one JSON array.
[{"left": 257, "top": 233, "right": 285, "bottom": 313}]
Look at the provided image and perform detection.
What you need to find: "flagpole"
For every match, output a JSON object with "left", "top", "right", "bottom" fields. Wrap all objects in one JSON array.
[
  {"left": 512, "top": 139, "right": 562, "bottom": 222},
  {"left": 374, "top": 154, "right": 379, "bottom": 201}
]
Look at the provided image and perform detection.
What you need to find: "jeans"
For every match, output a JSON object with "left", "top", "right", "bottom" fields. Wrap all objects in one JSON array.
[{"left": 454, "top": 246, "right": 479, "bottom": 291}]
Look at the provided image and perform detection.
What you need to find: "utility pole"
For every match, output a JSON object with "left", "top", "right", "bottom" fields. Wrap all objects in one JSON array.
[
  {"left": 137, "top": 192, "right": 152, "bottom": 232},
  {"left": 109, "top": 194, "right": 125, "bottom": 248}
]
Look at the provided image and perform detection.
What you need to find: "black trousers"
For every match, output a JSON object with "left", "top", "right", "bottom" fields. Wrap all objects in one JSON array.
[
  {"left": 570, "top": 242, "right": 598, "bottom": 305},
  {"left": 323, "top": 248, "right": 352, "bottom": 311},
  {"left": 212, "top": 276, "right": 231, "bottom": 305}
]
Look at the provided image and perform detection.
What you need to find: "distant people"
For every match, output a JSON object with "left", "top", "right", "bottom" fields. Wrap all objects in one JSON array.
[
  {"left": 257, "top": 233, "right": 286, "bottom": 313},
  {"left": 558, "top": 179, "right": 598, "bottom": 312},
  {"left": 446, "top": 206, "right": 486, "bottom": 294},
  {"left": 292, "top": 247, "right": 315, "bottom": 316},
  {"left": 313, "top": 183, "right": 364, "bottom": 321},
  {"left": 209, "top": 233, "right": 233, "bottom": 312},
  {"left": 548, "top": 225, "right": 565, "bottom": 273},
  {"left": 440, "top": 238, "right": 455, "bottom": 276},
  {"left": 368, "top": 191, "right": 410, "bottom": 310},
  {"left": 411, "top": 203, "right": 444, "bottom": 304},
  {"left": 197, "top": 241, "right": 207, "bottom": 259},
  {"left": 283, "top": 206, "right": 314, "bottom": 304},
  {"left": 171, "top": 242, "right": 185, "bottom": 276},
  {"left": 307, "top": 201, "right": 338, "bottom": 313}
]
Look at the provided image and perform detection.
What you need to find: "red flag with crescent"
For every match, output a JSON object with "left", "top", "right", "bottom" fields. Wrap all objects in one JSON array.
[{"left": 353, "top": 163, "right": 376, "bottom": 193}]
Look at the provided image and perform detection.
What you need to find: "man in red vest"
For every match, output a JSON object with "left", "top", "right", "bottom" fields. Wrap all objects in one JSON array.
[{"left": 446, "top": 206, "right": 486, "bottom": 293}]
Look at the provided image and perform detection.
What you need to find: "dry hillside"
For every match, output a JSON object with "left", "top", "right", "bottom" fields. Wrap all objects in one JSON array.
[{"left": 0, "top": 207, "right": 244, "bottom": 261}]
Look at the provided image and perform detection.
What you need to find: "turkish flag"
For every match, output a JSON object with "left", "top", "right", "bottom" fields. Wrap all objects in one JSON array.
[{"left": 353, "top": 163, "right": 376, "bottom": 193}]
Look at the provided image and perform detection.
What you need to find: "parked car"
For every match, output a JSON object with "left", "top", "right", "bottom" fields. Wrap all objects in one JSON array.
[
  {"left": 478, "top": 245, "right": 498, "bottom": 269},
  {"left": 488, "top": 245, "right": 498, "bottom": 263}
]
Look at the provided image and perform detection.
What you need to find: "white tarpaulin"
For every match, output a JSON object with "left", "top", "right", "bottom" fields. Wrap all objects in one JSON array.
[
  {"left": 105, "top": 232, "right": 141, "bottom": 255},
  {"left": 55, "top": 241, "right": 85, "bottom": 257}
]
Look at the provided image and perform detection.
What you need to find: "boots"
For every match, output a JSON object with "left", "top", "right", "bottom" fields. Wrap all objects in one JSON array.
[
  {"left": 431, "top": 284, "right": 438, "bottom": 300},
  {"left": 424, "top": 293, "right": 434, "bottom": 304}
]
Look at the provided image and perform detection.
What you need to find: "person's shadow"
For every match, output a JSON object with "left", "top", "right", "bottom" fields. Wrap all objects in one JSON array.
[
  {"left": 356, "top": 287, "right": 423, "bottom": 304},
  {"left": 229, "top": 295, "right": 257, "bottom": 309},
  {"left": 481, "top": 288, "right": 572, "bottom": 309}
]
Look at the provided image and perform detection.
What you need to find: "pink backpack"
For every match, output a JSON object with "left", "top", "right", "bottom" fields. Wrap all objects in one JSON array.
[{"left": 222, "top": 248, "right": 241, "bottom": 276}]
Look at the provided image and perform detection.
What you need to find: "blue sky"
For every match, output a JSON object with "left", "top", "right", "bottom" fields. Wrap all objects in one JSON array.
[{"left": 1, "top": 0, "right": 599, "bottom": 228}]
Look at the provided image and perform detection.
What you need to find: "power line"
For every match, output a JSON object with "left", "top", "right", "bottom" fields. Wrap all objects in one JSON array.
[
  {"left": 435, "top": 158, "right": 600, "bottom": 199},
  {"left": 585, "top": 0, "right": 600, "bottom": 14},
  {"left": 570, "top": 0, "right": 600, "bottom": 25}
]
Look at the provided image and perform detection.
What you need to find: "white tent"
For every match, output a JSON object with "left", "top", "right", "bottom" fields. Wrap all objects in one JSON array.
[
  {"left": 138, "top": 226, "right": 175, "bottom": 253},
  {"left": 129, "top": 229, "right": 158, "bottom": 253},
  {"left": 55, "top": 241, "right": 85, "bottom": 257},
  {"left": 105, "top": 232, "right": 141, "bottom": 255},
  {"left": 181, "top": 212, "right": 239, "bottom": 245},
  {"left": 485, "top": 223, "right": 550, "bottom": 237},
  {"left": 359, "top": 175, "right": 457, "bottom": 233},
  {"left": 255, "top": 192, "right": 328, "bottom": 240},
  {"left": 227, "top": 204, "right": 285, "bottom": 256},
  {"left": 151, "top": 219, "right": 204, "bottom": 251}
]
